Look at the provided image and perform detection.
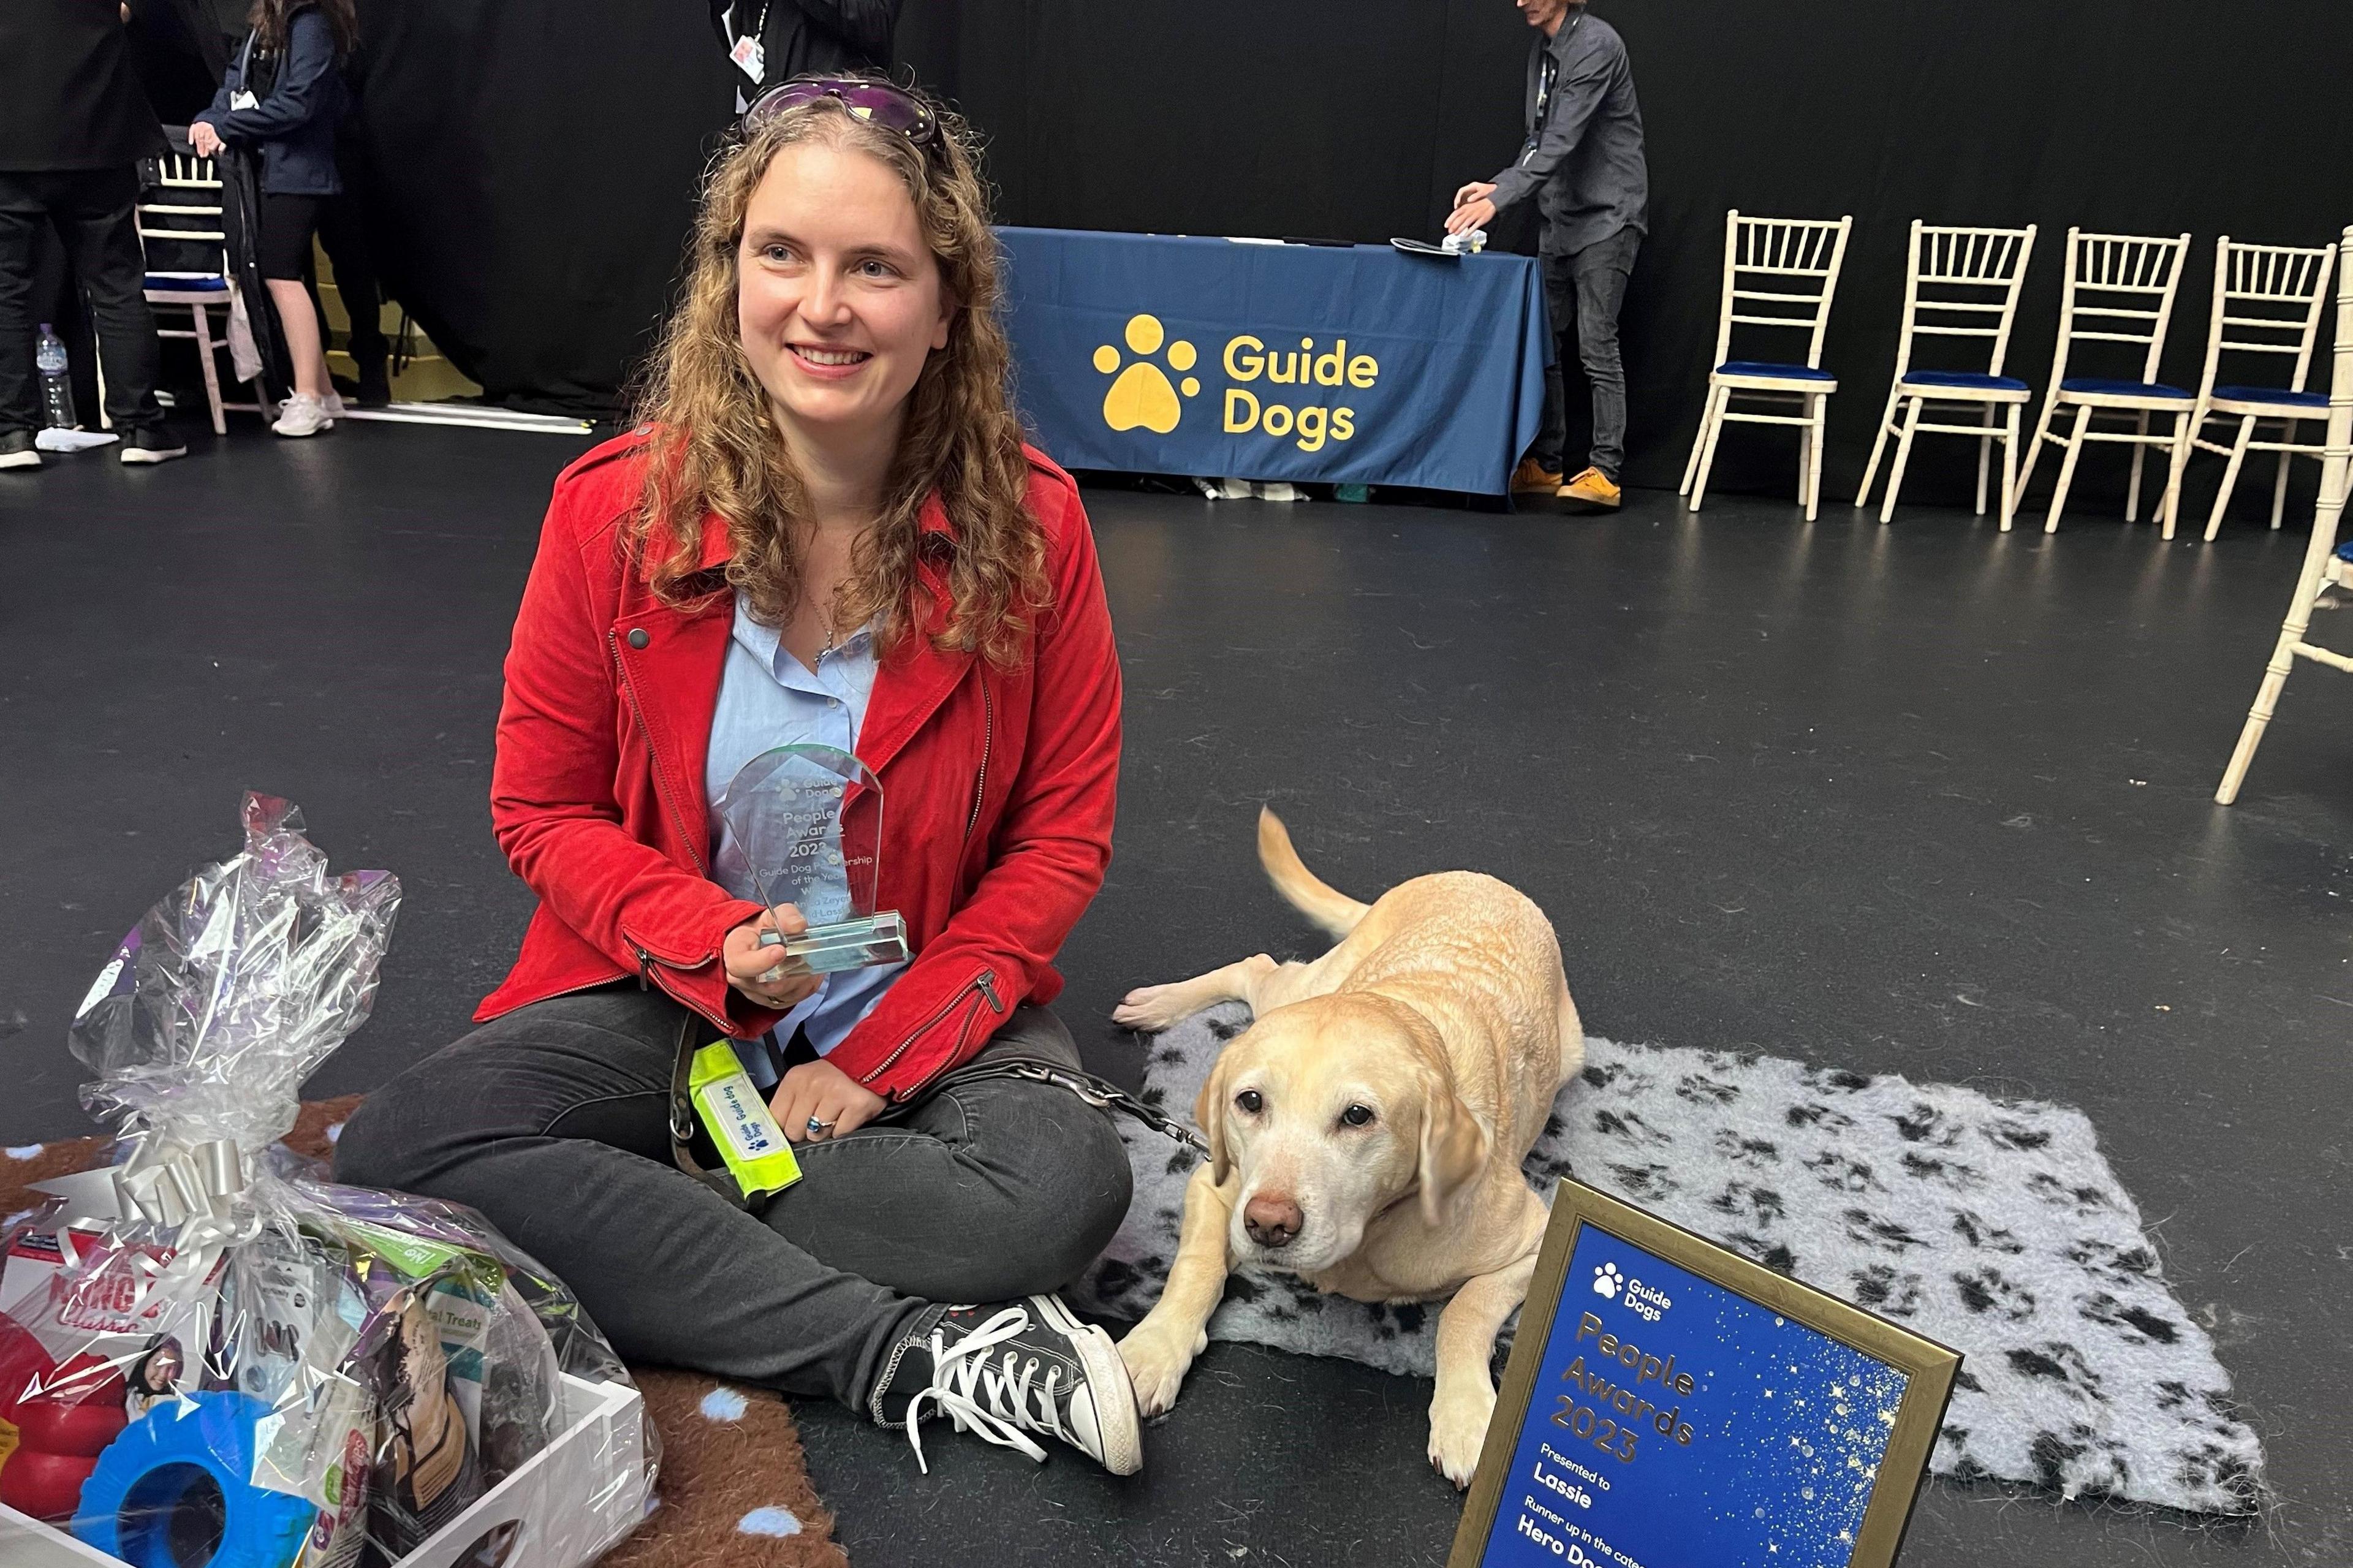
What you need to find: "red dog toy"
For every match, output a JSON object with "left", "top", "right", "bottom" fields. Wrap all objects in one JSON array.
[{"left": 0, "top": 1312, "right": 129, "bottom": 1521}]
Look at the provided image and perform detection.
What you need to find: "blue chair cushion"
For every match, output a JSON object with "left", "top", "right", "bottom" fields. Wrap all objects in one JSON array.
[
  {"left": 1716, "top": 360, "right": 1834, "bottom": 381},
  {"left": 2060, "top": 377, "right": 2191, "bottom": 399},
  {"left": 1899, "top": 369, "right": 2031, "bottom": 393},
  {"left": 2337, "top": 539, "right": 2353, "bottom": 563},
  {"left": 145, "top": 273, "right": 229, "bottom": 292},
  {"left": 2213, "top": 384, "right": 2327, "bottom": 409}
]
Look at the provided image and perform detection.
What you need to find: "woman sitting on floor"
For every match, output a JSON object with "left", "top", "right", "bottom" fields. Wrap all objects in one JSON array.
[{"left": 336, "top": 78, "right": 1142, "bottom": 1475}]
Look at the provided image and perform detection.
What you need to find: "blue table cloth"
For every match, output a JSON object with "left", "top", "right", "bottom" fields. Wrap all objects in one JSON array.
[{"left": 996, "top": 227, "right": 1551, "bottom": 496}]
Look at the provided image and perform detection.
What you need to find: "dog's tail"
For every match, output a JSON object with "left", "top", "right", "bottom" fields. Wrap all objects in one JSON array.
[{"left": 1258, "top": 807, "right": 1372, "bottom": 941}]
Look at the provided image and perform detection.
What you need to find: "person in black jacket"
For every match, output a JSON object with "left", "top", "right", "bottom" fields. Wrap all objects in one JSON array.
[
  {"left": 0, "top": 0, "right": 188, "bottom": 469},
  {"left": 708, "top": 0, "right": 903, "bottom": 110},
  {"left": 192, "top": 0, "right": 353, "bottom": 437},
  {"left": 1448, "top": 0, "right": 1647, "bottom": 511}
]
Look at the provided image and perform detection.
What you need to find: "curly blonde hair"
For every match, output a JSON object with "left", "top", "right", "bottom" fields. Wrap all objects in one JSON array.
[{"left": 629, "top": 89, "right": 1045, "bottom": 665}]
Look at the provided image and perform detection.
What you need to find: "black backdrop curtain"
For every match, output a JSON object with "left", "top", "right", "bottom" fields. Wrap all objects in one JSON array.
[{"left": 360, "top": 0, "right": 2353, "bottom": 501}]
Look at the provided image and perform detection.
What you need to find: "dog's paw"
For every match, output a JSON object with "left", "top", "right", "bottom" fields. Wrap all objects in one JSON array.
[
  {"left": 1118, "top": 1319, "right": 1205, "bottom": 1417},
  {"left": 1112, "top": 983, "right": 1195, "bottom": 1034},
  {"left": 1427, "top": 1382, "right": 1496, "bottom": 1489}
]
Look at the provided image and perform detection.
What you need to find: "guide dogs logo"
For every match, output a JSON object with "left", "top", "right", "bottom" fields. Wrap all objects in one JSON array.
[
  {"left": 1091, "top": 314, "right": 1385, "bottom": 450},
  {"left": 1594, "top": 1261, "right": 1674, "bottom": 1324},
  {"left": 1095, "top": 314, "right": 1200, "bottom": 434},
  {"left": 1219, "top": 336, "right": 1373, "bottom": 452}
]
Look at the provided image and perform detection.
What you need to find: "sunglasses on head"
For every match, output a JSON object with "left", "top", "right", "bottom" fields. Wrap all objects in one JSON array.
[{"left": 742, "top": 76, "right": 939, "bottom": 148}]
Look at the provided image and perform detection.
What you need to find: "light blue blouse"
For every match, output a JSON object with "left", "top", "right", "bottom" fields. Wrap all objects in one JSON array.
[{"left": 705, "top": 592, "right": 905, "bottom": 1084}]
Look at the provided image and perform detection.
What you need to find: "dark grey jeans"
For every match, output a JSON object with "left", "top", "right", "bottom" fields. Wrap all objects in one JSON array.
[
  {"left": 333, "top": 987, "right": 1132, "bottom": 1414},
  {"left": 1533, "top": 226, "right": 1642, "bottom": 481},
  {"left": 0, "top": 169, "right": 166, "bottom": 437}
]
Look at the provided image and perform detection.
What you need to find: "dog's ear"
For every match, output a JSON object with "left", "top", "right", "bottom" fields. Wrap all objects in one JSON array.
[
  {"left": 1417, "top": 1073, "right": 1488, "bottom": 1227},
  {"left": 1195, "top": 1050, "right": 1235, "bottom": 1186}
]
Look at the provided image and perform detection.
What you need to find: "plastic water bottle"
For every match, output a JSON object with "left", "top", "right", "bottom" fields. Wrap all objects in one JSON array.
[{"left": 36, "top": 324, "right": 77, "bottom": 430}]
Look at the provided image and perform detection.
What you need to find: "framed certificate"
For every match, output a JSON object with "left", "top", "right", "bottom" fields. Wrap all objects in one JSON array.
[{"left": 1450, "top": 1180, "right": 1960, "bottom": 1568}]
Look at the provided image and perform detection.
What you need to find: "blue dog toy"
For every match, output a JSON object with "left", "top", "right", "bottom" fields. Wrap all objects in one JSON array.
[{"left": 73, "top": 1391, "right": 316, "bottom": 1567}]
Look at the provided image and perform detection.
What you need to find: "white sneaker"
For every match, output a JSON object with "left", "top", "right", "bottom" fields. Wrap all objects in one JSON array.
[
  {"left": 273, "top": 393, "right": 333, "bottom": 437},
  {"left": 322, "top": 390, "right": 347, "bottom": 419},
  {"left": 874, "top": 1296, "right": 1143, "bottom": 1475}
]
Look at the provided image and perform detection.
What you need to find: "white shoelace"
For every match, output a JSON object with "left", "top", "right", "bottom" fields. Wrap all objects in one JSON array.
[{"left": 903, "top": 1305, "right": 1077, "bottom": 1474}]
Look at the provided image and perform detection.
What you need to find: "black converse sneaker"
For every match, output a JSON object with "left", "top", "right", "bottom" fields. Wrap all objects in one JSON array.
[
  {"left": 119, "top": 426, "right": 188, "bottom": 464},
  {"left": 0, "top": 431, "right": 39, "bottom": 470},
  {"left": 871, "top": 1295, "right": 1143, "bottom": 1475}
]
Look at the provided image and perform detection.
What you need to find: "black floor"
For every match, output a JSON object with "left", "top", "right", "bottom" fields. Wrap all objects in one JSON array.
[{"left": 4, "top": 423, "right": 2347, "bottom": 1568}]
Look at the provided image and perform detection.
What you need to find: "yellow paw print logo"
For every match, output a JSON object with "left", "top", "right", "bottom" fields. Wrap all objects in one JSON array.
[{"left": 1094, "top": 314, "right": 1199, "bottom": 434}]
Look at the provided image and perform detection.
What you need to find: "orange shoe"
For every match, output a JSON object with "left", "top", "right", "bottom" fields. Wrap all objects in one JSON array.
[
  {"left": 1511, "top": 457, "right": 1565, "bottom": 494},
  {"left": 1558, "top": 467, "right": 1622, "bottom": 510}
]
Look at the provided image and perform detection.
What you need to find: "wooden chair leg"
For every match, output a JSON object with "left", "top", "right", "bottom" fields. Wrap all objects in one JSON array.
[
  {"left": 1678, "top": 384, "right": 1715, "bottom": 496},
  {"left": 1999, "top": 403, "right": 2021, "bottom": 531},
  {"left": 1797, "top": 414, "right": 1813, "bottom": 510},
  {"left": 1880, "top": 396, "right": 1924, "bottom": 525},
  {"left": 2127, "top": 409, "right": 2151, "bottom": 521},
  {"left": 2045, "top": 404, "right": 2094, "bottom": 534},
  {"left": 2217, "top": 466, "right": 2347, "bottom": 803},
  {"left": 1974, "top": 404, "right": 1995, "bottom": 516},
  {"left": 1688, "top": 385, "right": 1730, "bottom": 514},
  {"left": 191, "top": 303, "right": 227, "bottom": 437},
  {"left": 1857, "top": 388, "right": 1901, "bottom": 507},
  {"left": 2270, "top": 424, "right": 2295, "bottom": 529},
  {"left": 2205, "top": 415, "right": 2257, "bottom": 542},
  {"left": 2159, "top": 409, "right": 2193, "bottom": 540},
  {"left": 2218, "top": 643, "right": 2294, "bottom": 805},
  {"left": 1806, "top": 396, "right": 1828, "bottom": 523},
  {"left": 2018, "top": 390, "right": 2061, "bottom": 493}
]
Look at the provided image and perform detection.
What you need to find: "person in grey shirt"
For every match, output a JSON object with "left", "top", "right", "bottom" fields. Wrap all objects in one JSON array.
[{"left": 1449, "top": 0, "right": 1647, "bottom": 509}]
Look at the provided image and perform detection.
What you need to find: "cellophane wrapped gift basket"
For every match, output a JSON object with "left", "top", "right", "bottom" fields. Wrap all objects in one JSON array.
[{"left": 0, "top": 795, "right": 657, "bottom": 1568}]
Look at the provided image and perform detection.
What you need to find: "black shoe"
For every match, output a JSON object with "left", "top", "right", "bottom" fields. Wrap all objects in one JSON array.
[
  {"left": 119, "top": 427, "right": 188, "bottom": 465},
  {"left": 0, "top": 431, "right": 39, "bottom": 471},
  {"left": 355, "top": 355, "right": 391, "bottom": 408},
  {"left": 870, "top": 1295, "right": 1143, "bottom": 1475}
]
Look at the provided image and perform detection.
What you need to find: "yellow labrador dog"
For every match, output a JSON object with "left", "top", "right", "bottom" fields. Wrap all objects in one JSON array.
[{"left": 1111, "top": 809, "right": 1582, "bottom": 1485}]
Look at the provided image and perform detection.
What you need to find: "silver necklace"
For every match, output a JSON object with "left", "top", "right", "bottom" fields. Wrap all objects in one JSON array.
[{"left": 812, "top": 585, "right": 839, "bottom": 660}]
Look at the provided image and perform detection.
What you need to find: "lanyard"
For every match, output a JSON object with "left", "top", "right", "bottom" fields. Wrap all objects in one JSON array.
[
  {"left": 724, "top": 1, "right": 773, "bottom": 105},
  {"left": 1523, "top": 9, "right": 1586, "bottom": 156},
  {"left": 727, "top": 1, "right": 771, "bottom": 45}
]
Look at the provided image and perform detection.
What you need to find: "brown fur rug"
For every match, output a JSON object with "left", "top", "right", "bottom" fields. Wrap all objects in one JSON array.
[{"left": 0, "top": 1097, "right": 846, "bottom": 1567}]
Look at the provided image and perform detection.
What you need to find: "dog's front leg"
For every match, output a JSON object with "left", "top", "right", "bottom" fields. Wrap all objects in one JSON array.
[
  {"left": 1427, "top": 1247, "right": 1542, "bottom": 1487},
  {"left": 1112, "top": 953, "right": 1281, "bottom": 1032},
  {"left": 1118, "top": 1164, "right": 1236, "bottom": 1415}
]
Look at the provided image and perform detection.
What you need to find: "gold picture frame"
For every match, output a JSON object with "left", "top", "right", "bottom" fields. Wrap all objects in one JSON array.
[{"left": 1449, "top": 1179, "right": 1961, "bottom": 1568}]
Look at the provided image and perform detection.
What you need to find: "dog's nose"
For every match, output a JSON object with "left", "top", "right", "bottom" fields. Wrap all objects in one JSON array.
[{"left": 1243, "top": 1194, "right": 1304, "bottom": 1248}]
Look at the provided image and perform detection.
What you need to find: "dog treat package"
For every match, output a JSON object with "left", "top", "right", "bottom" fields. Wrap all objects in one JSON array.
[{"left": 0, "top": 794, "right": 658, "bottom": 1568}]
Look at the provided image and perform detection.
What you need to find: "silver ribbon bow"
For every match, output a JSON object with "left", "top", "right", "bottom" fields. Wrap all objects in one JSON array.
[{"left": 43, "top": 1134, "right": 259, "bottom": 1315}]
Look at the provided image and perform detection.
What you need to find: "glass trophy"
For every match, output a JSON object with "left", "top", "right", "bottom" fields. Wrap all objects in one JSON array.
[{"left": 715, "top": 744, "right": 910, "bottom": 975}]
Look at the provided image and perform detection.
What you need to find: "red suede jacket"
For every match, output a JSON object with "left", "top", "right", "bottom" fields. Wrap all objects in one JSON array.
[{"left": 475, "top": 434, "right": 1121, "bottom": 1102}]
